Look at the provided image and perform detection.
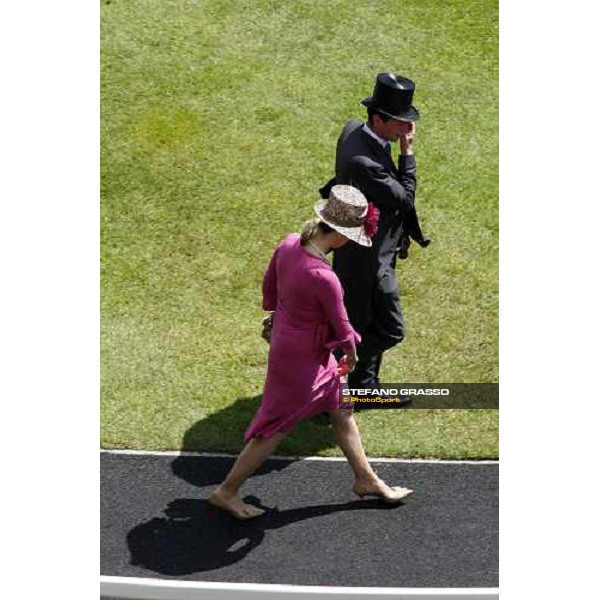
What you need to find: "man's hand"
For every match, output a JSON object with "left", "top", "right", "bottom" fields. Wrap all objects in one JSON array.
[
  {"left": 396, "top": 233, "right": 411, "bottom": 260},
  {"left": 399, "top": 122, "right": 416, "bottom": 155}
]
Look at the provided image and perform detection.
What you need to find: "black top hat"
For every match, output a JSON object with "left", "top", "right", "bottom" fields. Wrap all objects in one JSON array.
[{"left": 361, "top": 72, "right": 420, "bottom": 122}]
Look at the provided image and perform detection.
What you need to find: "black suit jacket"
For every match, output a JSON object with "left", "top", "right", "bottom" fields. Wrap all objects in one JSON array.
[
  {"left": 321, "top": 120, "right": 427, "bottom": 299},
  {"left": 318, "top": 120, "right": 430, "bottom": 331},
  {"left": 321, "top": 119, "right": 429, "bottom": 252}
]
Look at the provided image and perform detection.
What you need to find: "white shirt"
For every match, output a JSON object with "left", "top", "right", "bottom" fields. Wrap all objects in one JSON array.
[{"left": 362, "top": 123, "right": 391, "bottom": 152}]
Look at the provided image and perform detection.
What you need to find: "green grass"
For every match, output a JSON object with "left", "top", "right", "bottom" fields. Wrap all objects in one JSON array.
[{"left": 101, "top": 0, "right": 498, "bottom": 458}]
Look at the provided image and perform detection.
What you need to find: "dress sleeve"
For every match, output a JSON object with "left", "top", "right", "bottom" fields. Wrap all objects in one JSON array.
[
  {"left": 314, "top": 269, "right": 361, "bottom": 354},
  {"left": 262, "top": 244, "right": 280, "bottom": 311}
]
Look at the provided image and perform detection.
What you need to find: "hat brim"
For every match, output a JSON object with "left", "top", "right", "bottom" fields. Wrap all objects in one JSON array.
[
  {"left": 360, "top": 97, "right": 420, "bottom": 122},
  {"left": 313, "top": 201, "right": 372, "bottom": 247}
]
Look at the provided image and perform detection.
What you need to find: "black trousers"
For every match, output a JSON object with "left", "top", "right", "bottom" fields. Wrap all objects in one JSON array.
[
  {"left": 348, "top": 285, "right": 405, "bottom": 388},
  {"left": 333, "top": 244, "right": 405, "bottom": 388}
]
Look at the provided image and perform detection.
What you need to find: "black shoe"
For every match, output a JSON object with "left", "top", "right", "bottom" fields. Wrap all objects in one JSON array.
[
  {"left": 375, "top": 393, "right": 413, "bottom": 408},
  {"left": 396, "top": 394, "right": 413, "bottom": 408},
  {"left": 352, "top": 393, "right": 413, "bottom": 411},
  {"left": 346, "top": 379, "right": 379, "bottom": 412}
]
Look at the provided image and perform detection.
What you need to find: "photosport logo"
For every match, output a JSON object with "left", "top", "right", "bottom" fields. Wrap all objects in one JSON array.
[{"left": 339, "top": 383, "right": 499, "bottom": 409}]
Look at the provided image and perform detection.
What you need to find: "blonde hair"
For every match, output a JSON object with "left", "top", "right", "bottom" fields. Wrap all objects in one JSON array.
[
  {"left": 299, "top": 218, "right": 335, "bottom": 244},
  {"left": 300, "top": 218, "right": 321, "bottom": 244}
]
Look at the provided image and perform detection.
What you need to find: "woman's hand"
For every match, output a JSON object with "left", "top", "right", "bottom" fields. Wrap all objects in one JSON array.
[
  {"left": 345, "top": 352, "right": 357, "bottom": 372},
  {"left": 337, "top": 353, "right": 357, "bottom": 375}
]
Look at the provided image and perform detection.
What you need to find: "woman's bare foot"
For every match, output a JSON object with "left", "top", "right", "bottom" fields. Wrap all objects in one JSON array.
[
  {"left": 207, "top": 486, "right": 266, "bottom": 519},
  {"left": 353, "top": 475, "right": 413, "bottom": 503}
]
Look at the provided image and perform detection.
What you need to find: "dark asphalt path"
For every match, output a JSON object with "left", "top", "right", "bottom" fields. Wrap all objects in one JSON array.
[{"left": 101, "top": 452, "right": 498, "bottom": 588}]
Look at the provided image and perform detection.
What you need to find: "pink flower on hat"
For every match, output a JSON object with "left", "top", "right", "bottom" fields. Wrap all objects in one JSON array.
[{"left": 364, "top": 203, "right": 380, "bottom": 238}]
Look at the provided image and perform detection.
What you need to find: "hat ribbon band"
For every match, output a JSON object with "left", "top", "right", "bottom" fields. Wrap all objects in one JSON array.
[{"left": 322, "top": 212, "right": 364, "bottom": 227}]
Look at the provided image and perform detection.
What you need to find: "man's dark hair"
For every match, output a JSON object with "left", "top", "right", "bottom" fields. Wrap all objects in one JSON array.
[{"left": 367, "top": 107, "right": 392, "bottom": 124}]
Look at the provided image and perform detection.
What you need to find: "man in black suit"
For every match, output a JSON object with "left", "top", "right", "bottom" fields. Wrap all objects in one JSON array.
[{"left": 326, "top": 72, "right": 429, "bottom": 396}]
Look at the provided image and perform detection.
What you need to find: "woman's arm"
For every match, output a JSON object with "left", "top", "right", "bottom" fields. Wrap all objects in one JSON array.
[
  {"left": 262, "top": 246, "right": 280, "bottom": 311},
  {"left": 314, "top": 269, "right": 361, "bottom": 355}
]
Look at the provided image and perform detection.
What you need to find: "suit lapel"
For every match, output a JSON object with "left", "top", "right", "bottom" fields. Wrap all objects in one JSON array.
[{"left": 359, "top": 128, "right": 399, "bottom": 176}]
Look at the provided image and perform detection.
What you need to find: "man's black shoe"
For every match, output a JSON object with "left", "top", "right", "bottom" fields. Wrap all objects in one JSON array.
[
  {"left": 396, "top": 394, "right": 413, "bottom": 407},
  {"left": 352, "top": 393, "right": 413, "bottom": 411},
  {"left": 377, "top": 393, "right": 413, "bottom": 408}
]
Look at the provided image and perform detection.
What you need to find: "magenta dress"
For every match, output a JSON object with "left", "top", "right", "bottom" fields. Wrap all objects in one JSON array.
[{"left": 244, "top": 234, "right": 361, "bottom": 442}]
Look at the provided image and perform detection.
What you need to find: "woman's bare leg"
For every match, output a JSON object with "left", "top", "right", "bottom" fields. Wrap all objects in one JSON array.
[
  {"left": 329, "top": 408, "right": 412, "bottom": 499},
  {"left": 329, "top": 408, "right": 378, "bottom": 482},
  {"left": 209, "top": 432, "right": 286, "bottom": 517}
]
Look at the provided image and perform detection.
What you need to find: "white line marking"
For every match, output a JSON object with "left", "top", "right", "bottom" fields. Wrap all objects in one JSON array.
[
  {"left": 100, "top": 575, "right": 499, "bottom": 600},
  {"left": 100, "top": 449, "right": 498, "bottom": 464}
]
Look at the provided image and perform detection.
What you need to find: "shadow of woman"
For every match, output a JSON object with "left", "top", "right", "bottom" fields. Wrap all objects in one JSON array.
[
  {"left": 172, "top": 395, "right": 337, "bottom": 488},
  {"left": 127, "top": 496, "right": 402, "bottom": 576},
  {"left": 128, "top": 394, "right": 390, "bottom": 575}
]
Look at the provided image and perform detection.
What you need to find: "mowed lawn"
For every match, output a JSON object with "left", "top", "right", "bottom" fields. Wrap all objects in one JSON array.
[{"left": 101, "top": 0, "right": 498, "bottom": 458}]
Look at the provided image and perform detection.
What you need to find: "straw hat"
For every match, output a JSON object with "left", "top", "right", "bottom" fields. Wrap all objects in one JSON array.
[{"left": 314, "top": 185, "right": 372, "bottom": 247}]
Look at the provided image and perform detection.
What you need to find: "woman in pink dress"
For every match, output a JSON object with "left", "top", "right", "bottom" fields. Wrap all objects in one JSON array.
[{"left": 209, "top": 185, "right": 413, "bottom": 519}]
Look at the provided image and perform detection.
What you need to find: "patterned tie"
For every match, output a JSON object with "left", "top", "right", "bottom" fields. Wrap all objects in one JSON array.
[{"left": 384, "top": 143, "right": 392, "bottom": 160}]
